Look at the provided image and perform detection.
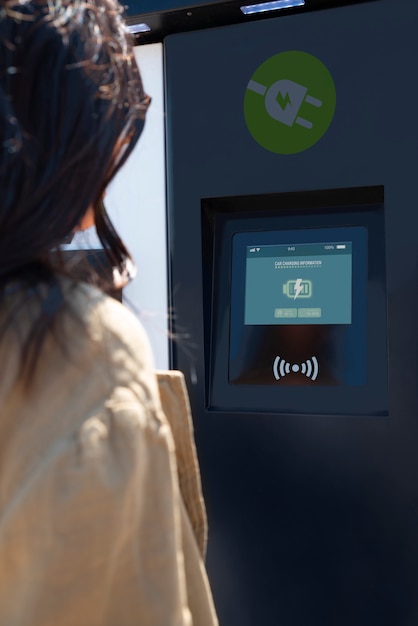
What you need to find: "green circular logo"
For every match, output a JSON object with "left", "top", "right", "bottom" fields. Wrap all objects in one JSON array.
[{"left": 244, "top": 51, "right": 336, "bottom": 155}]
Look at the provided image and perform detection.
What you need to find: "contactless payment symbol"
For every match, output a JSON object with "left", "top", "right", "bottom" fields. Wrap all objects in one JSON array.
[{"left": 244, "top": 51, "right": 336, "bottom": 154}]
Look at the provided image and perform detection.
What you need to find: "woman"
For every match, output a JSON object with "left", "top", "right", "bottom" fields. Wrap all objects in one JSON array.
[{"left": 0, "top": 1, "right": 218, "bottom": 624}]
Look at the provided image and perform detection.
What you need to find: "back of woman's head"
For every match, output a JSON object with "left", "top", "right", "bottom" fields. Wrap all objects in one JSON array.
[
  {"left": 0, "top": 0, "right": 149, "bottom": 280},
  {"left": 0, "top": 0, "right": 150, "bottom": 380}
]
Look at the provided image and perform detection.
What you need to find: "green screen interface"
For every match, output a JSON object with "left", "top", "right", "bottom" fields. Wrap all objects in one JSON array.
[{"left": 245, "top": 241, "right": 352, "bottom": 325}]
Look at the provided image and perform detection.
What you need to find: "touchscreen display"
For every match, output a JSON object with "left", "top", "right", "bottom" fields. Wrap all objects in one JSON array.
[
  {"left": 245, "top": 241, "right": 352, "bottom": 325},
  {"left": 229, "top": 227, "right": 367, "bottom": 387}
]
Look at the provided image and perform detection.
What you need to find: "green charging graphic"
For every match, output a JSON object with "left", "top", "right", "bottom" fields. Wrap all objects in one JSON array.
[
  {"left": 244, "top": 51, "right": 336, "bottom": 154},
  {"left": 283, "top": 279, "right": 312, "bottom": 299}
]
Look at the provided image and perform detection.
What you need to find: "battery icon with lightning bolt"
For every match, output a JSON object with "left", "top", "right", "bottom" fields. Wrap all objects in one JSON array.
[{"left": 283, "top": 279, "right": 312, "bottom": 299}]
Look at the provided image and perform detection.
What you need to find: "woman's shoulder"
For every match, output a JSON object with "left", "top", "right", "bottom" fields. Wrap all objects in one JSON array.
[
  {"left": 62, "top": 279, "right": 155, "bottom": 370},
  {"left": 57, "top": 279, "right": 163, "bottom": 413},
  {"left": 0, "top": 278, "right": 167, "bottom": 498}
]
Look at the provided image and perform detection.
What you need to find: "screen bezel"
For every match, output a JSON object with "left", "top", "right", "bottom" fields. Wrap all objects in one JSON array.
[{"left": 202, "top": 187, "right": 388, "bottom": 416}]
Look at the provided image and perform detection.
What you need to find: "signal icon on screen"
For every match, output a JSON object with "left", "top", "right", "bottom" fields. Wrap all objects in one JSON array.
[
  {"left": 273, "top": 356, "right": 319, "bottom": 381},
  {"left": 300, "top": 356, "right": 319, "bottom": 381},
  {"left": 273, "top": 356, "right": 291, "bottom": 380}
]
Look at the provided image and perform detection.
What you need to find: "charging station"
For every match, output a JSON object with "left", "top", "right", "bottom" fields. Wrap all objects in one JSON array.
[{"left": 126, "top": 0, "right": 418, "bottom": 624}]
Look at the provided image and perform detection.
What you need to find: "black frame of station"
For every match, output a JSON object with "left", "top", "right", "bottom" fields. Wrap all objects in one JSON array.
[{"left": 126, "top": 0, "right": 379, "bottom": 45}]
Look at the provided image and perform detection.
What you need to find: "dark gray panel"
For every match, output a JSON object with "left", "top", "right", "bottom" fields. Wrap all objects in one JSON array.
[
  {"left": 165, "top": 1, "right": 418, "bottom": 624},
  {"left": 128, "top": 0, "right": 225, "bottom": 12}
]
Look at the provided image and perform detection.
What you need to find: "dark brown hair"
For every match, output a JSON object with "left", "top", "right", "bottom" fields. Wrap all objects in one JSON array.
[{"left": 0, "top": 0, "right": 150, "bottom": 377}]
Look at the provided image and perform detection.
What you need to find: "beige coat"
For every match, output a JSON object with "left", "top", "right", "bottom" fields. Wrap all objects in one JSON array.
[{"left": 0, "top": 281, "right": 218, "bottom": 626}]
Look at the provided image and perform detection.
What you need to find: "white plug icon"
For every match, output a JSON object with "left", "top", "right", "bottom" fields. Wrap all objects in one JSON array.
[{"left": 247, "top": 78, "right": 322, "bottom": 129}]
